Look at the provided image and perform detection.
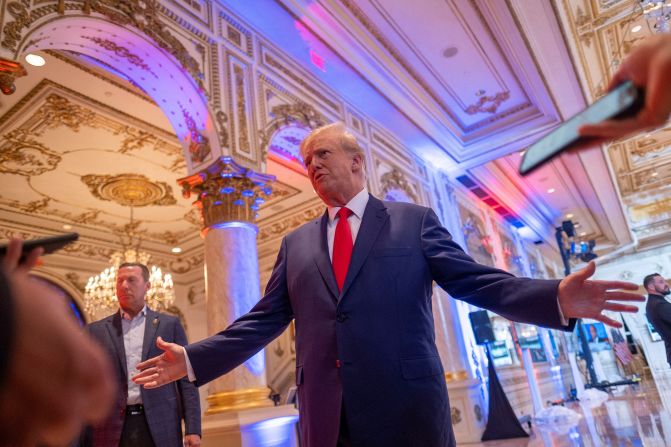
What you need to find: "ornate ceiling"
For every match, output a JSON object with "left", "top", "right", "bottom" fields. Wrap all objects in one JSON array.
[
  {"left": 554, "top": 0, "right": 671, "bottom": 250},
  {"left": 1, "top": 0, "right": 670, "bottom": 276},
  {"left": 0, "top": 50, "right": 313, "bottom": 270},
  {"left": 262, "top": 0, "right": 671, "bottom": 254}
]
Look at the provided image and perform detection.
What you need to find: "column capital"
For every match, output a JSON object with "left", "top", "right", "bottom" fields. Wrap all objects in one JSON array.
[
  {"left": 0, "top": 58, "right": 27, "bottom": 95},
  {"left": 178, "top": 156, "right": 275, "bottom": 229}
]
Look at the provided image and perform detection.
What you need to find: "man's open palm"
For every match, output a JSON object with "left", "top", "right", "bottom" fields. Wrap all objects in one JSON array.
[
  {"left": 133, "top": 336, "right": 188, "bottom": 388},
  {"left": 558, "top": 261, "right": 644, "bottom": 327}
]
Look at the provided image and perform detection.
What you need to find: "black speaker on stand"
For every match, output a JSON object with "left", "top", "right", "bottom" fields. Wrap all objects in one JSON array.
[{"left": 469, "top": 310, "right": 529, "bottom": 442}]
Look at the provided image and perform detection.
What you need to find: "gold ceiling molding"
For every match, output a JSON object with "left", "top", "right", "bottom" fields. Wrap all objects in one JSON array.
[
  {"left": 464, "top": 91, "right": 510, "bottom": 115},
  {"left": 258, "top": 181, "right": 300, "bottom": 209},
  {"left": 117, "top": 126, "right": 184, "bottom": 170},
  {"left": 167, "top": 252, "right": 205, "bottom": 274},
  {"left": 0, "top": 193, "right": 193, "bottom": 244},
  {"left": 259, "top": 102, "right": 328, "bottom": 158},
  {"left": 257, "top": 202, "right": 324, "bottom": 244},
  {"left": 0, "top": 129, "right": 62, "bottom": 176},
  {"left": 33, "top": 94, "right": 96, "bottom": 134},
  {"left": 380, "top": 167, "right": 417, "bottom": 204},
  {"left": 262, "top": 49, "right": 341, "bottom": 113},
  {"left": 80, "top": 35, "right": 158, "bottom": 78},
  {"left": 80, "top": 173, "right": 177, "bottom": 207},
  {"left": 1, "top": 0, "right": 206, "bottom": 91},
  {"left": 0, "top": 227, "right": 117, "bottom": 262},
  {"left": 0, "top": 80, "right": 186, "bottom": 173}
]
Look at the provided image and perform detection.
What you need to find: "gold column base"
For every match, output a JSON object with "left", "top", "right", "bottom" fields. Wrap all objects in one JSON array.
[
  {"left": 206, "top": 387, "right": 273, "bottom": 415},
  {"left": 445, "top": 370, "right": 468, "bottom": 382}
]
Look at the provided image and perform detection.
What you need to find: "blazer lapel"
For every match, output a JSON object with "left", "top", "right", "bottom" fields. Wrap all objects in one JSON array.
[
  {"left": 142, "top": 308, "right": 160, "bottom": 361},
  {"left": 106, "top": 312, "right": 127, "bottom": 374},
  {"left": 340, "top": 195, "right": 388, "bottom": 299},
  {"left": 313, "top": 210, "right": 339, "bottom": 301}
]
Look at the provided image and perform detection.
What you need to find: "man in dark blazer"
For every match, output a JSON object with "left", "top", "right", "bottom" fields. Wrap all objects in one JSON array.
[
  {"left": 86, "top": 263, "right": 201, "bottom": 447},
  {"left": 644, "top": 273, "right": 671, "bottom": 366},
  {"left": 134, "top": 123, "right": 642, "bottom": 447}
]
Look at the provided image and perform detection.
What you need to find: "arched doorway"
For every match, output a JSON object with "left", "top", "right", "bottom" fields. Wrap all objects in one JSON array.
[{"left": 1, "top": 1, "right": 223, "bottom": 172}]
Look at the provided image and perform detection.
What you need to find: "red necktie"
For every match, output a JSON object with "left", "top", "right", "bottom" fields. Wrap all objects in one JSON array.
[{"left": 332, "top": 207, "right": 354, "bottom": 292}]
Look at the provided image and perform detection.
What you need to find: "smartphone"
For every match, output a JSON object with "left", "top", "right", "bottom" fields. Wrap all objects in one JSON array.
[
  {"left": 519, "top": 81, "right": 645, "bottom": 175},
  {"left": 0, "top": 232, "right": 79, "bottom": 263}
]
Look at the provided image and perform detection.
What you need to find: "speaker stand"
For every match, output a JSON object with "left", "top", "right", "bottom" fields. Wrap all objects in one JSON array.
[{"left": 481, "top": 345, "right": 529, "bottom": 441}]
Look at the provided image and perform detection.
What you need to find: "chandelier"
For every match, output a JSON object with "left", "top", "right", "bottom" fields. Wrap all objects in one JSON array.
[
  {"left": 84, "top": 207, "right": 175, "bottom": 317},
  {"left": 640, "top": 0, "right": 671, "bottom": 33}
]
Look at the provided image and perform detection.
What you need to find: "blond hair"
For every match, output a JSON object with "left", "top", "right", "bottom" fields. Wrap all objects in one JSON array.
[{"left": 300, "top": 123, "right": 366, "bottom": 176}]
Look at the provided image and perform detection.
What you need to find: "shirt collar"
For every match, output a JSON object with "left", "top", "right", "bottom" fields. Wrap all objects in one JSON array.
[
  {"left": 327, "top": 188, "right": 369, "bottom": 223},
  {"left": 120, "top": 304, "right": 147, "bottom": 321}
]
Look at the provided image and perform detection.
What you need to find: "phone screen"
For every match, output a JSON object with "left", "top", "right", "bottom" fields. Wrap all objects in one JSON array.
[{"left": 519, "top": 81, "right": 642, "bottom": 175}]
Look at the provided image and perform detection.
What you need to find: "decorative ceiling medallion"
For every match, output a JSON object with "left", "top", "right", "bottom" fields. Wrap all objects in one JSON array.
[
  {"left": 81, "top": 173, "right": 177, "bottom": 207},
  {"left": 464, "top": 91, "right": 510, "bottom": 115}
]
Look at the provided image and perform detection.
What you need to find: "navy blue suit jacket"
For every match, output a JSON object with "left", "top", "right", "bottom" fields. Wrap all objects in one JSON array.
[
  {"left": 87, "top": 308, "right": 200, "bottom": 447},
  {"left": 187, "top": 196, "right": 571, "bottom": 446}
]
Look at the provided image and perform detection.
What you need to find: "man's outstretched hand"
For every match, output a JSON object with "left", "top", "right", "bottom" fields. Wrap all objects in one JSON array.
[
  {"left": 558, "top": 261, "right": 644, "bottom": 327},
  {"left": 133, "top": 336, "right": 188, "bottom": 388}
]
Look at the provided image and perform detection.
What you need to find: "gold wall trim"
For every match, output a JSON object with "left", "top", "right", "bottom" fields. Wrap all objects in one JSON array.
[{"left": 205, "top": 387, "right": 273, "bottom": 415}]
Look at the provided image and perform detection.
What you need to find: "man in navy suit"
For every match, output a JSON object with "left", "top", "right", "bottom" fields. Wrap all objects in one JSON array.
[
  {"left": 85, "top": 263, "right": 201, "bottom": 447},
  {"left": 134, "top": 123, "right": 642, "bottom": 446}
]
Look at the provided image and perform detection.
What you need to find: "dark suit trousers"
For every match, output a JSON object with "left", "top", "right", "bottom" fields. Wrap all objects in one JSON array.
[{"left": 120, "top": 408, "right": 155, "bottom": 447}]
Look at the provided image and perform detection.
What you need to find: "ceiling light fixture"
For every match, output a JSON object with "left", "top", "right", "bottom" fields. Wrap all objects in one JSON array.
[
  {"left": 25, "top": 53, "right": 45, "bottom": 67},
  {"left": 442, "top": 46, "right": 458, "bottom": 58},
  {"left": 631, "top": 25, "right": 643, "bottom": 32},
  {"left": 566, "top": 213, "right": 574, "bottom": 219},
  {"left": 547, "top": 188, "right": 556, "bottom": 194},
  {"left": 171, "top": 247, "right": 183, "bottom": 254}
]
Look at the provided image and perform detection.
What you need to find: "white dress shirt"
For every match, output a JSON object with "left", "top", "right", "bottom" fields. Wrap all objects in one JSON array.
[{"left": 121, "top": 305, "right": 147, "bottom": 405}]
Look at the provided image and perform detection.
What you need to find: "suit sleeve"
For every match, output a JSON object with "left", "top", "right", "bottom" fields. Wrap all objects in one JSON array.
[
  {"left": 421, "top": 208, "right": 575, "bottom": 331},
  {"left": 173, "top": 321, "right": 201, "bottom": 436},
  {"left": 186, "top": 237, "right": 295, "bottom": 386}
]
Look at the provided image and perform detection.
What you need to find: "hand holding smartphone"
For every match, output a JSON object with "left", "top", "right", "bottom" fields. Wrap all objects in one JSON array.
[
  {"left": 519, "top": 81, "right": 645, "bottom": 175},
  {"left": 0, "top": 233, "right": 79, "bottom": 267}
]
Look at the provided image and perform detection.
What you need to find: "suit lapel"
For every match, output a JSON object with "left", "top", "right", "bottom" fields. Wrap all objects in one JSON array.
[
  {"left": 106, "top": 312, "right": 127, "bottom": 374},
  {"left": 313, "top": 209, "right": 339, "bottom": 301},
  {"left": 142, "top": 308, "right": 160, "bottom": 361},
  {"left": 340, "top": 195, "right": 388, "bottom": 299}
]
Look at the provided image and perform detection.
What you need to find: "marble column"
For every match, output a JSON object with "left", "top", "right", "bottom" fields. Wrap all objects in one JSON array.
[{"left": 179, "top": 156, "right": 275, "bottom": 415}]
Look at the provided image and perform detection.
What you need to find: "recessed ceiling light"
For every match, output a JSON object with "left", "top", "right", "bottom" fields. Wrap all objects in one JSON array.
[
  {"left": 171, "top": 247, "right": 182, "bottom": 254},
  {"left": 579, "top": 232, "right": 587, "bottom": 237},
  {"left": 566, "top": 213, "right": 574, "bottom": 219},
  {"left": 652, "top": 172, "right": 659, "bottom": 177},
  {"left": 62, "top": 224, "right": 72, "bottom": 230},
  {"left": 547, "top": 188, "right": 556, "bottom": 194},
  {"left": 519, "top": 150, "right": 526, "bottom": 156},
  {"left": 442, "top": 46, "right": 458, "bottom": 58},
  {"left": 25, "top": 53, "right": 45, "bottom": 66},
  {"left": 632, "top": 25, "right": 642, "bottom": 33},
  {"left": 574, "top": 223, "right": 581, "bottom": 228}
]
